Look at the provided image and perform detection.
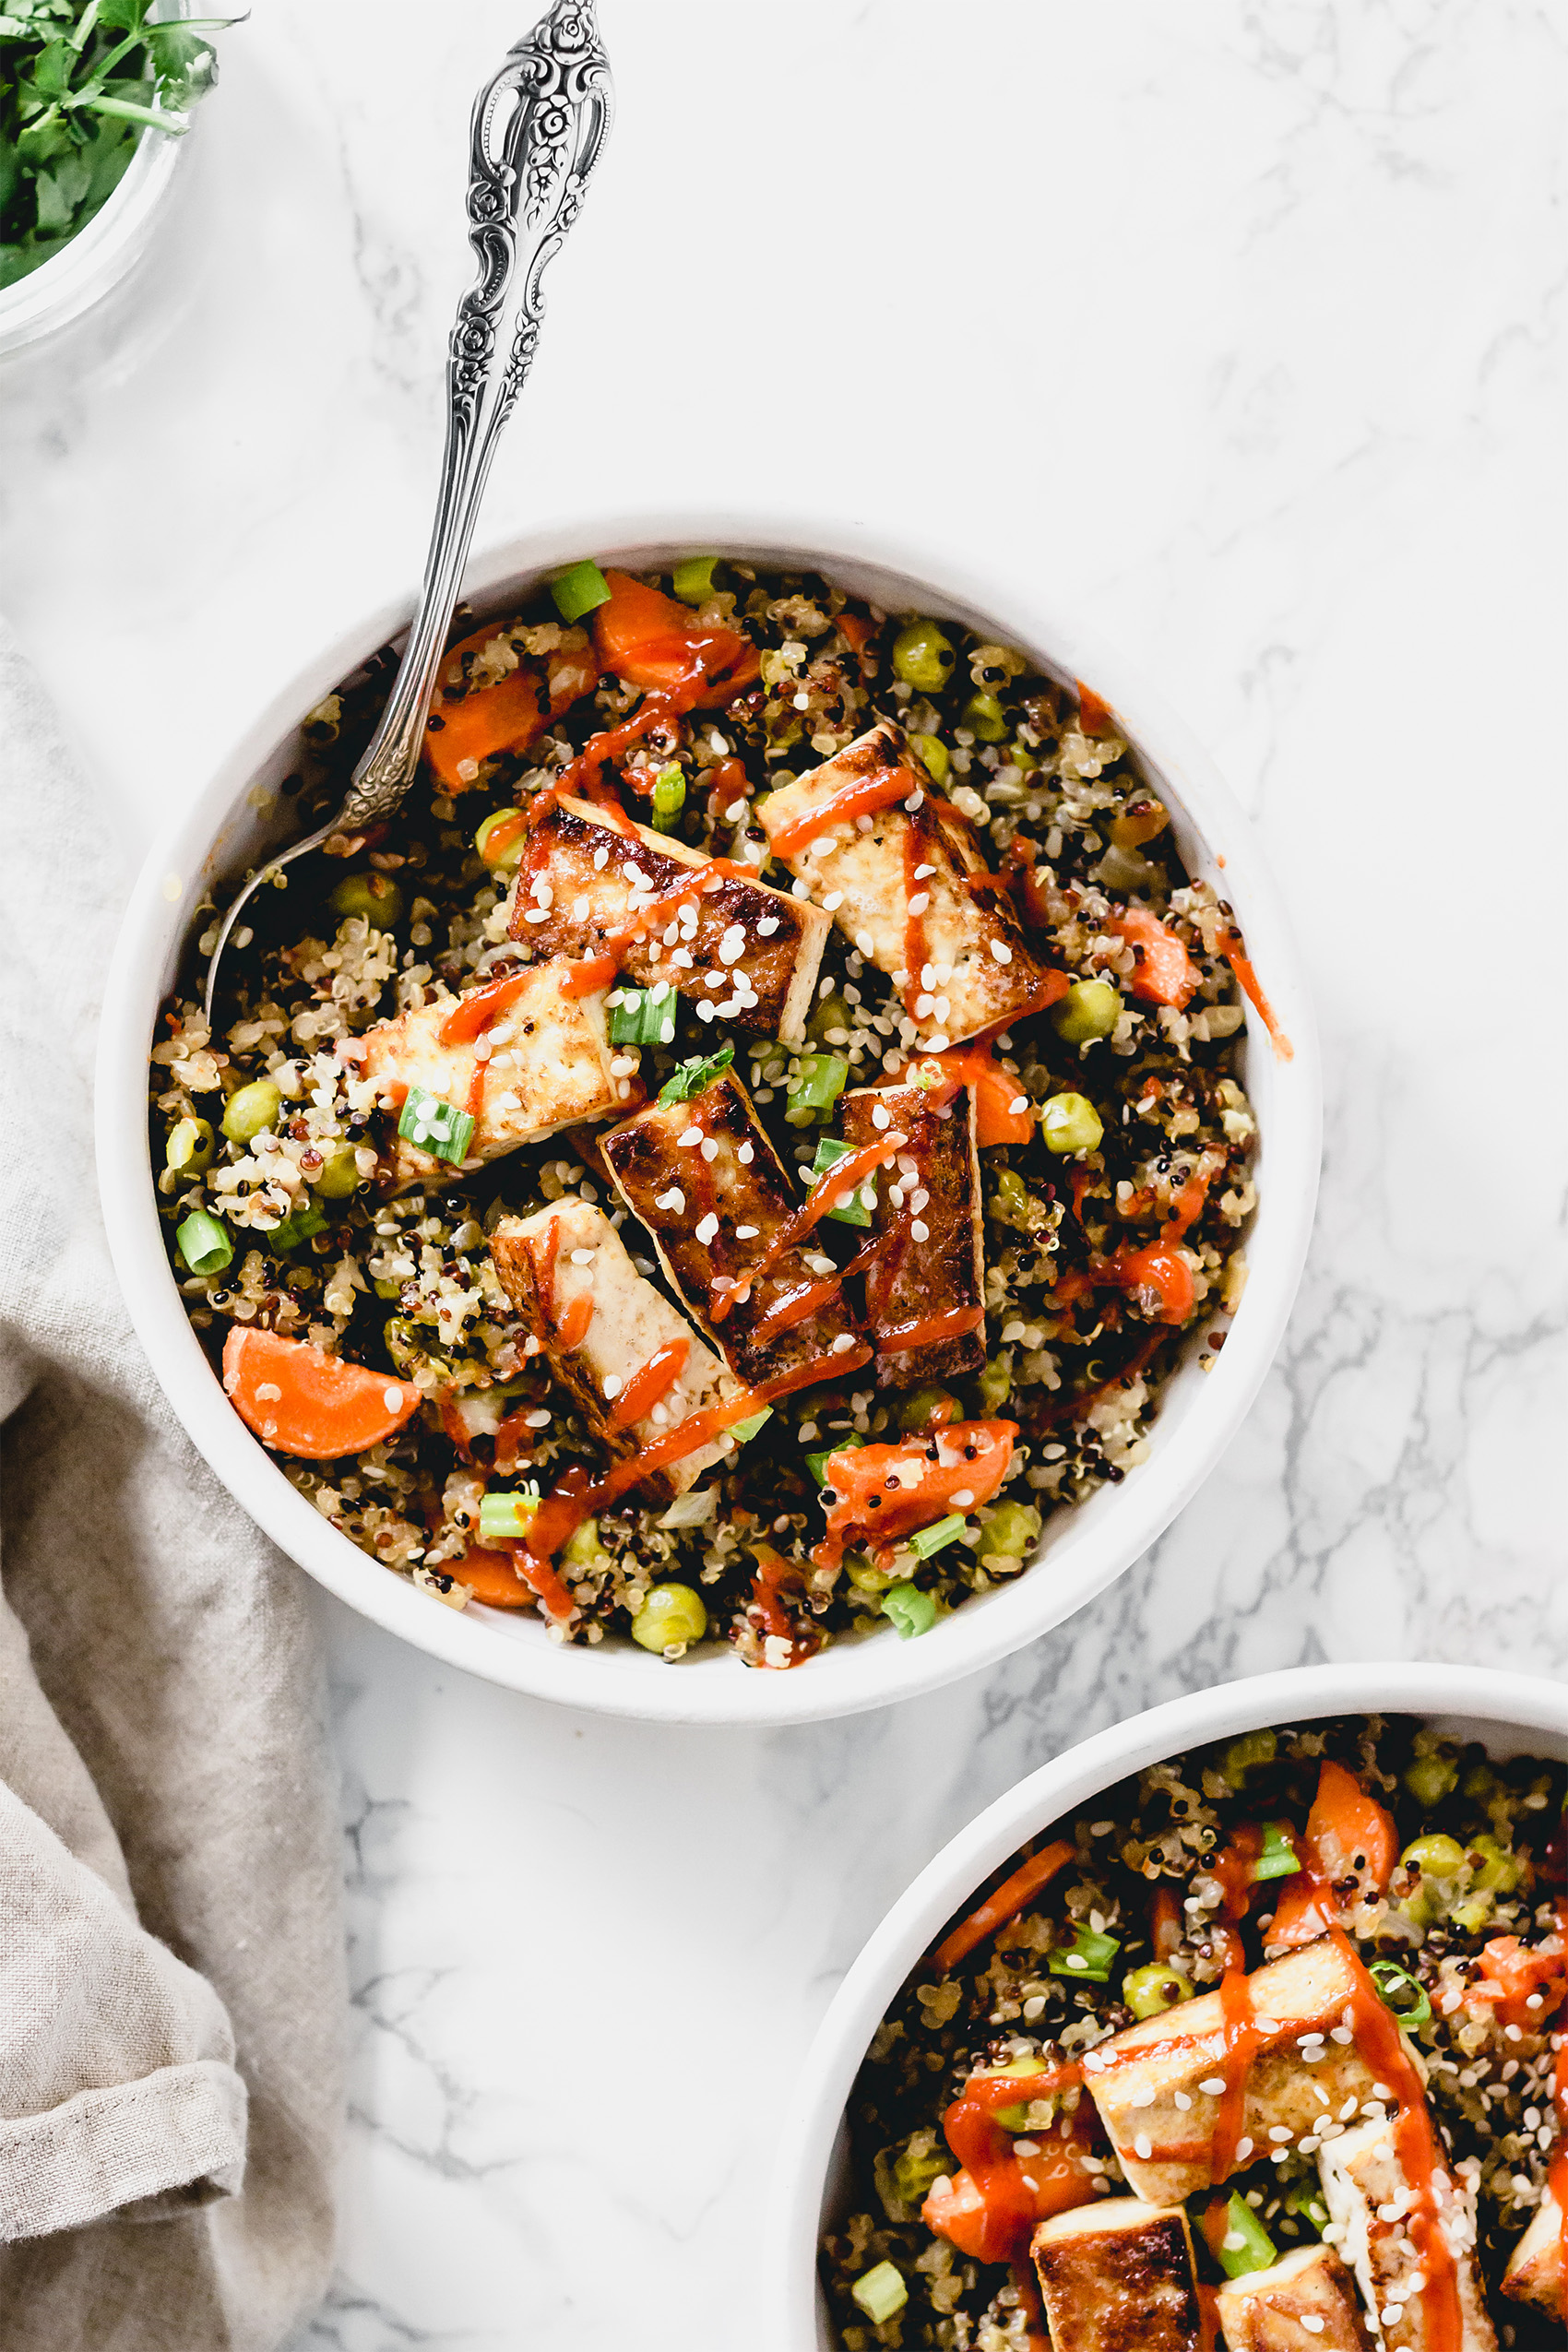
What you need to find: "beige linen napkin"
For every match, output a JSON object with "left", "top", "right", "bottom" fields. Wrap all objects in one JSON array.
[{"left": 0, "top": 620, "right": 343, "bottom": 2349}]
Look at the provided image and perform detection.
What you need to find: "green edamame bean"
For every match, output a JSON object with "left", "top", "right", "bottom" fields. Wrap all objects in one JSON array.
[
  {"left": 165, "top": 1115, "right": 214, "bottom": 1175},
  {"left": 474, "top": 808, "right": 526, "bottom": 872},
  {"left": 1400, "top": 1832, "right": 1467, "bottom": 1925},
  {"left": 1051, "top": 980, "right": 1122, "bottom": 1047},
  {"left": 330, "top": 871, "right": 404, "bottom": 927},
  {"left": 898, "top": 1384, "right": 962, "bottom": 1434},
  {"left": 891, "top": 620, "right": 956, "bottom": 694},
  {"left": 564, "top": 1517, "right": 611, "bottom": 1571},
  {"left": 975, "top": 1501, "right": 1041, "bottom": 1564},
  {"left": 961, "top": 689, "right": 1006, "bottom": 742},
  {"left": 311, "top": 1145, "right": 361, "bottom": 1197},
  {"left": 1223, "top": 1729, "right": 1277, "bottom": 1783},
  {"left": 1403, "top": 1752, "right": 1458, "bottom": 1807},
  {"left": 1039, "top": 1092, "right": 1103, "bottom": 1156},
  {"left": 631, "top": 1583, "right": 708, "bottom": 1652},
  {"left": 909, "top": 732, "right": 949, "bottom": 786},
  {"left": 976, "top": 1352, "right": 1012, "bottom": 1413},
  {"left": 221, "top": 1079, "right": 282, "bottom": 1144},
  {"left": 1123, "top": 1961, "right": 1191, "bottom": 2020}
]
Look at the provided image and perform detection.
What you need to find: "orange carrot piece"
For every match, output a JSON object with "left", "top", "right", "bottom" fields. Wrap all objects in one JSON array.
[
  {"left": 222, "top": 1328, "right": 422, "bottom": 1460},
  {"left": 1109, "top": 905, "right": 1198, "bottom": 1008},
  {"left": 932, "top": 1838, "right": 1076, "bottom": 1973},
  {"left": 424, "top": 666, "right": 546, "bottom": 792},
  {"left": 1269, "top": 1760, "right": 1396, "bottom": 1945},
  {"left": 1075, "top": 681, "right": 1115, "bottom": 735},
  {"left": 593, "top": 567, "right": 752, "bottom": 700},
  {"left": 454, "top": 1546, "right": 534, "bottom": 1609}
]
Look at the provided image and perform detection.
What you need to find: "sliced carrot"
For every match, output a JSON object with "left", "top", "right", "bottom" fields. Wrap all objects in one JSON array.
[
  {"left": 836, "top": 609, "right": 873, "bottom": 659},
  {"left": 816, "top": 1420, "right": 1017, "bottom": 1573},
  {"left": 1075, "top": 681, "right": 1116, "bottom": 735},
  {"left": 909, "top": 1044, "right": 1034, "bottom": 1146},
  {"left": 1269, "top": 1760, "right": 1397, "bottom": 1946},
  {"left": 1468, "top": 1932, "right": 1568, "bottom": 2031},
  {"left": 454, "top": 1546, "right": 533, "bottom": 1609},
  {"left": 932, "top": 1839, "right": 1075, "bottom": 1973},
  {"left": 222, "top": 1328, "right": 422, "bottom": 1460},
  {"left": 425, "top": 665, "right": 546, "bottom": 791},
  {"left": 593, "top": 567, "right": 752, "bottom": 702},
  {"left": 1108, "top": 905, "right": 1198, "bottom": 1008}
]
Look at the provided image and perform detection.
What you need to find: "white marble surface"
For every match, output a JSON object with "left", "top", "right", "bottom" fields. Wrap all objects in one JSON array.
[{"left": 4, "top": 3, "right": 1565, "bottom": 2344}]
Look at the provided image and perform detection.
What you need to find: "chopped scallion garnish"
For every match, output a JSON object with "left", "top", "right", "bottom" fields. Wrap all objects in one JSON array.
[
  {"left": 650, "top": 762, "right": 685, "bottom": 833},
  {"left": 810, "top": 1134, "right": 874, "bottom": 1227},
  {"left": 176, "top": 1209, "right": 232, "bottom": 1277},
  {"left": 787, "top": 1051, "right": 849, "bottom": 1124},
  {"left": 671, "top": 554, "right": 718, "bottom": 604},
  {"left": 909, "top": 1514, "right": 967, "bottom": 1560},
  {"left": 398, "top": 1086, "right": 475, "bottom": 1166},
  {"left": 478, "top": 1491, "right": 540, "bottom": 1543},
  {"left": 880, "top": 1583, "right": 939, "bottom": 1640},
  {"left": 270, "top": 1199, "right": 327, "bottom": 1253},
  {"left": 1370, "top": 1959, "right": 1432, "bottom": 2028},
  {"left": 659, "top": 1045, "right": 734, "bottom": 1104},
  {"left": 730, "top": 1407, "right": 773, "bottom": 1444},
  {"left": 1205, "top": 2191, "right": 1277, "bottom": 2280},
  {"left": 551, "top": 559, "right": 612, "bottom": 624},
  {"left": 849, "top": 2262, "right": 908, "bottom": 2323},
  {"left": 1048, "top": 1925, "right": 1121, "bottom": 1982},
  {"left": 1251, "top": 1822, "right": 1301, "bottom": 1883},
  {"left": 609, "top": 982, "right": 678, "bottom": 1046}
]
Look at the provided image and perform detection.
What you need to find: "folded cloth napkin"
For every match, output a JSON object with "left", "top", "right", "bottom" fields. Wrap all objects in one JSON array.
[{"left": 0, "top": 620, "right": 343, "bottom": 2350}]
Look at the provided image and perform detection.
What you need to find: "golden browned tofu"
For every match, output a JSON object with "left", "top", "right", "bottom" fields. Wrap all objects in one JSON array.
[
  {"left": 1029, "top": 2199, "right": 1202, "bottom": 2352},
  {"left": 1082, "top": 1938, "right": 1397, "bottom": 2204},
  {"left": 504, "top": 794, "right": 829, "bottom": 1041},
  {"left": 357, "top": 961, "right": 622, "bottom": 1188},
  {"left": 490, "top": 1199, "right": 741, "bottom": 1499},
  {"left": 1216, "top": 2244, "right": 1376, "bottom": 2350},
  {"left": 840, "top": 1080, "right": 984, "bottom": 1387},
  {"left": 1502, "top": 2184, "right": 1564, "bottom": 2324},
  {"left": 755, "top": 720, "right": 1050, "bottom": 1047},
  {"left": 600, "top": 1070, "right": 872, "bottom": 1396},
  {"left": 1318, "top": 2118, "right": 1497, "bottom": 2352}
]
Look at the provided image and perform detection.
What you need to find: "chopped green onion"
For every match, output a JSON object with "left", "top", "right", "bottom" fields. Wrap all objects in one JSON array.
[
  {"left": 1370, "top": 1960, "right": 1432, "bottom": 2029},
  {"left": 609, "top": 982, "right": 678, "bottom": 1046},
  {"left": 398, "top": 1086, "right": 475, "bottom": 1166},
  {"left": 658, "top": 1045, "right": 734, "bottom": 1104},
  {"left": 1048, "top": 1925, "right": 1122, "bottom": 1982},
  {"left": 478, "top": 1491, "right": 540, "bottom": 1543},
  {"left": 671, "top": 554, "right": 718, "bottom": 604},
  {"left": 806, "top": 1432, "right": 865, "bottom": 1486},
  {"left": 1207, "top": 2191, "right": 1277, "bottom": 2280},
  {"left": 650, "top": 762, "right": 686, "bottom": 833},
  {"left": 849, "top": 2261, "right": 908, "bottom": 2323},
  {"left": 970, "top": 2057, "right": 1053, "bottom": 2130},
  {"left": 811, "top": 1134, "right": 874, "bottom": 1227},
  {"left": 1251, "top": 1823, "right": 1301, "bottom": 1883},
  {"left": 880, "top": 1583, "right": 939, "bottom": 1640},
  {"left": 730, "top": 1407, "right": 773, "bottom": 1444},
  {"left": 1222, "top": 1729, "right": 1277, "bottom": 1783},
  {"left": 787, "top": 1051, "right": 849, "bottom": 1123},
  {"left": 270, "top": 1199, "right": 327, "bottom": 1253},
  {"left": 176, "top": 1209, "right": 232, "bottom": 1277},
  {"left": 551, "top": 559, "right": 612, "bottom": 624},
  {"left": 1285, "top": 2184, "right": 1329, "bottom": 2235},
  {"left": 909, "top": 1514, "right": 967, "bottom": 1561}
]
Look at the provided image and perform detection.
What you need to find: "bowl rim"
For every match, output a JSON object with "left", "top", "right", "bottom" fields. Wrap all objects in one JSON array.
[
  {"left": 95, "top": 504, "right": 1323, "bottom": 1726},
  {"left": 763, "top": 1659, "right": 1568, "bottom": 2349}
]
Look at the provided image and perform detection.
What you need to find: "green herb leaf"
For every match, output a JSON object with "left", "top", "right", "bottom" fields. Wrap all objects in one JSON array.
[{"left": 658, "top": 1044, "right": 733, "bottom": 1105}]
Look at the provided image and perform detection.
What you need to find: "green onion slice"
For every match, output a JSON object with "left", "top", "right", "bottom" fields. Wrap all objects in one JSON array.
[
  {"left": 478, "top": 1491, "right": 540, "bottom": 1543},
  {"left": 1048, "top": 1925, "right": 1122, "bottom": 1982},
  {"left": 1251, "top": 1822, "right": 1302, "bottom": 1883},
  {"left": 176, "top": 1209, "right": 232, "bottom": 1277},
  {"left": 730, "top": 1407, "right": 773, "bottom": 1444},
  {"left": 609, "top": 982, "right": 678, "bottom": 1046},
  {"left": 398, "top": 1085, "right": 475, "bottom": 1166},
  {"left": 671, "top": 554, "right": 718, "bottom": 605},
  {"left": 880, "top": 1582, "right": 939, "bottom": 1640},
  {"left": 551, "top": 559, "right": 612, "bottom": 624},
  {"left": 788, "top": 1051, "right": 849, "bottom": 1122},
  {"left": 909, "top": 1513, "right": 967, "bottom": 1560},
  {"left": 658, "top": 1045, "right": 734, "bottom": 1104},
  {"left": 270, "top": 1199, "right": 327, "bottom": 1253},
  {"left": 810, "top": 1134, "right": 875, "bottom": 1227},
  {"left": 650, "top": 762, "right": 686, "bottom": 834},
  {"left": 1370, "top": 1960, "right": 1432, "bottom": 2028},
  {"left": 849, "top": 2261, "right": 908, "bottom": 2323},
  {"left": 805, "top": 1431, "right": 865, "bottom": 1486}
]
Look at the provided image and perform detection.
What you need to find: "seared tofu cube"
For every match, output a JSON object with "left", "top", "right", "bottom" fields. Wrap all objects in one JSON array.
[
  {"left": 840, "top": 1080, "right": 984, "bottom": 1387},
  {"left": 357, "top": 961, "right": 621, "bottom": 1188},
  {"left": 1502, "top": 2184, "right": 1563, "bottom": 2325},
  {"left": 1319, "top": 2117, "right": 1497, "bottom": 2352},
  {"left": 1029, "top": 2199, "right": 1203, "bottom": 2352},
  {"left": 1082, "top": 1938, "right": 1396, "bottom": 2205},
  {"left": 755, "top": 720, "right": 1051, "bottom": 1047},
  {"left": 600, "top": 1070, "right": 871, "bottom": 1396},
  {"left": 1216, "top": 2244, "right": 1377, "bottom": 2350},
  {"left": 505, "top": 794, "right": 828, "bottom": 1041},
  {"left": 489, "top": 1200, "right": 741, "bottom": 1499}
]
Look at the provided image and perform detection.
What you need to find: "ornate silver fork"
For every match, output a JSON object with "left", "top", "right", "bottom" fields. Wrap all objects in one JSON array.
[{"left": 203, "top": 1, "right": 612, "bottom": 1022}]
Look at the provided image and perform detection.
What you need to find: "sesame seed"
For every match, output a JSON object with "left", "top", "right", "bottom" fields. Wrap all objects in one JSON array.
[
  {"left": 695, "top": 1213, "right": 719, "bottom": 1244},
  {"left": 914, "top": 862, "right": 935, "bottom": 880},
  {"left": 737, "top": 1142, "right": 754, "bottom": 1164},
  {"left": 823, "top": 890, "right": 843, "bottom": 910},
  {"left": 572, "top": 895, "right": 590, "bottom": 921},
  {"left": 1134, "top": 2133, "right": 1153, "bottom": 2160},
  {"left": 700, "top": 1138, "right": 719, "bottom": 1161},
  {"left": 872, "top": 1103, "right": 891, "bottom": 1130},
  {"left": 725, "top": 800, "right": 747, "bottom": 822},
  {"left": 592, "top": 846, "right": 609, "bottom": 870},
  {"left": 523, "top": 1408, "right": 552, "bottom": 1428},
  {"left": 382, "top": 1385, "right": 404, "bottom": 1411},
  {"left": 950, "top": 1489, "right": 974, "bottom": 1507},
  {"left": 735, "top": 1224, "right": 758, "bottom": 1239},
  {"left": 990, "top": 940, "right": 1013, "bottom": 964},
  {"left": 569, "top": 1248, "right": 594, "bottom": 1265},
  {"left": 601, "top": 1373, "right": 624, "bottom": 1398},
  {"left": 910, "top": 1219, "right": 930, "bottom": 1242},
  {"left": 695, "top": 1001, "right": 716, "bottom": 1022},
  {"left": 907, "top": 892, "right": 930, "bottom": 915},
  {"left": 1010, "top": 1095, "right": 1028, "bottom": 1115},
  {"left": 757, "top": 916, "right": 779, "bottom": 935},
  {"left": 831, "top": 1334, "right": 856, "bottom": 1352},
  {"left": 654, "top": 1187, "right": 685, "bottom": 1212},
  {"left": 678, "top": 1127, "right": 703, "bottom": 1147}
]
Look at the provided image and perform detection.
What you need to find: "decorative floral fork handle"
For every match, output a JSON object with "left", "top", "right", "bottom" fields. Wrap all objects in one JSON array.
[{"left": 204, "top": 1, "right": 612, "bottom": 1021}]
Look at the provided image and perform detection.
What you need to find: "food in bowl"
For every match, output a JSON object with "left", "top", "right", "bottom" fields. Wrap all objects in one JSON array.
[
  {"left": 820, "top": 1714, "right": 1566, "bottom": 2346},
  {"left": 148, "top": 557, "right": 1272, "bottom": 1668}
]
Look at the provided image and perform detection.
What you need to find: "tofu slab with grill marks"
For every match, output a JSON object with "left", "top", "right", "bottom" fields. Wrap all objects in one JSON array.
[
  {"left": 1215, "top": 2244, "right": 1377, "bottom": 2350},
  {"left": 840, "top": 1080, "right": 984, "bottom": 1386},
  {"left": 1318, "top": 2117, "right": 1497, "bottom": 2352},
  {"left": 489, "top": 1199, "right": 740, "bottom": 1499},
  {"left": 1081, "top": 1936, "right": 1399, "bottom": 2206},
  {"left": 356, "top": 961, "right": 621, "bottom": 1189},
  {"left": 755, "top": 720, "right": 1051, "bottom": 1046},
  {"left": 1029, "top": 2200, "right": 1203, "bottom": 2352},
  {"left": 504, "top": 795, "right": 828, "bottom": 1041},
  {"left": 599, "top": 1071, "right": 871, "bottom": 1394},
  {"left": 1501, "top": 2182, "right": 1563, "bottom": 2324}
]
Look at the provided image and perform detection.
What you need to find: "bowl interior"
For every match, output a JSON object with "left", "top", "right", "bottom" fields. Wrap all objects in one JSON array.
[
  {"left": 101, "top": 522, "right": 1320, "bottom": 1724},
  {"left": 774, "top": 1666, "right": 1568, "bottom": 2349}
]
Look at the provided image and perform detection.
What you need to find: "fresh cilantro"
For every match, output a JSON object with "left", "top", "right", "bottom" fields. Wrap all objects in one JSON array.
[
  {"left": 1, "top": 0, "right": 242, "bottom": 291},
  {"left": 657, "top": 1043, "right": 734, "bottom": 1105}
]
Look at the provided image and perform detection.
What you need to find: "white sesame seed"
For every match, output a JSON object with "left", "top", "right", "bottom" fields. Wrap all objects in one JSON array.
[
  {"left": 678, "top": 1127, "right": 702, "bottom": 1146},
  {"left": 725, "top": 800, "right": 746, "bottom": 822},
  {"left": 700, "top": 1138, "right": 719, "bottom": 1162},
  {"left": 831, "top": 1333, "right": 856, "bottom": 1352},
  {"left": 1301, "top": 2321, "right": 1324, "bottom": 2338},
  {"left": 719, "top": 926, "right": 746, "bottom": 965},
  {"left": 1131, "top": 2087, "right": 1156, "bottom": 2108},
  {"left": 695, "top": 1001, "right": 716, "bottom": 1022},
  {"left": 910, "top": 1188, "right": 929, "bottom": 1211},
  {"left": 523, "top": 1408, "right": 552, "bottom": 1428},
  {"left": 1134, "top": 2133, "right": 1153, "bottom": 2160},
  {"left": 609, "top": 1054, "right": 636, "bottom": 1077},
  {"left": 737, "top": 1142, "right": 754, "bottom": 1164},
  {"left": 757, "top": 916, "right": 779, "bottom": 935},
  {"left": 872, "top": 1102, "right": 891, "bottom": 1130},
  {"left": 1010, "top": 1095, "right": 1029, "bottom": 1115},
  {"left": 382, "top": 1385, "right": 403, "bottom": 1411},
  {"left": 695, "top": 1213, "right": 719, "bottom": 1244},
  {"left": 654, "top": 1187, "right": 685, "bottom": 1212},
  {"left": 926, "top": 1032, "right": 950, "bottom": 1051},
  {"left": 910, "top": 1220, "right": 929, "bottom": 1242},
  {"left": 914, "top": 863, "right": 935, "bottom": 880},
  {"left": 569, "top": 1248, "right": 594, "bottom": 1265},
  {"left": 735, "top": 1224, "right": 758, "bottom": 1240},
  {"left": 907, "top": 892, "right": 930, "bottom": 915},
  {"left": 913, "top": 993, "right": 933, "bottom": 1018},
  {"left": 524, "top": 906, "right": 550, "bottom": 923},
  {"left": 572, "top": 895, "right": 590, "bottom": 921},
  {"left": 592, "top": 846, "right": 609, "bottom": 870},
  {"left": 601, "top": 1373, "right": 624, "bottom": 1398},
  {"left": 950, "top": 1489, "right": 975, "bottom": 1507},
  {"left": 1268, "top": 2125, "right": 1292, "bottom": 2143},
  {"left": 1235, "top": 2137, "right": 1253, "bottom": 2161},
  {"left": 1173, "top": 2090, "right": 1192, "bottom": 2110},
  {"left": 822, "top": 890, "right": 844, "bottom": 911}
]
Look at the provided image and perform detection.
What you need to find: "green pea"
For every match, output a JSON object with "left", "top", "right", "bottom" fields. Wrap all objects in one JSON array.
[
  {"left": 1400, "top": 1832, "right": 1467, "bottom": 1926},
  {"left": 1223, "top": 1728, "right": 1277, "bottom": 1783},
  {"left": 1123, "top": 1961, "right": 1191, "bottom": 2020},
  {"left": 961, "top": 689, "right": 1007, "bottom": 742},
  {"left": 222, "top": 1078, "right": 282, "bottom": 1144},
  {"left": 631, "top": 1582, "right": 708, "bottom": 1653},
  {"left": 846, "top": 1551, "right": 899, "bottom": 1596},
  {"left": 1052, "top": 979, "right": 1123, "bottom": 1048},
  {"left": 1403, "top": 1752, "right": 1458, "bottom": 1808},
  {"left": 474, "top": 807, "right": 526, "bottom": 872},
  {"left": 165, "top": 1115, "right": 214, "bottom": 1175},
  {"left": 891, "top": 620, "right": 956, "bottom": 694},
  {"left": 564, "top": 1517, "right": 611, "bottom": 1570},
  {"left": 330, "top": 871, "right": 404, "bottom": 927},
  {"left": 977, "top": 1351, "right": 1012, "bottom": 1413},
  {"left": 806, "top": 992, "right": 853, "bottom": 1050},
  {"left": 1008, "top": 741, "right": 1039, "bottom": 774},
  {"left": 1469, "top": 1833, "right": 1521, "bottom": 1896},
  {"left": 991, "top": 1168, "right": 1049, "bottom": 1230},
  {"left": 1039, "top": 1092, "right": 1103, "bottom": 1156},
  {"left": 971, "top": 2057, "right": 1051, "bottom": 2132},
  {"left": 898, "top": 1384, "right": 962, "bottom": 1434},
  {"left": 311, "top": 1145, "right": 361, "bottom": 1198},
  {"left": 909, "top": 732, "right": 949, "bottom": 787},
  {"left": 975, "top": 1501, "right": 1041, "bottom": 1564}
]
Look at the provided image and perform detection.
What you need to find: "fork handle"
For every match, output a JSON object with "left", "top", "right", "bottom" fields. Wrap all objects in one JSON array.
[{"left": 341, "top": 2, "right": 612, "bottom": 830}]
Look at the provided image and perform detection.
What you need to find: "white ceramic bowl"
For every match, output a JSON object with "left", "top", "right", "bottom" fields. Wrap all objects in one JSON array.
[
  {"left": 97, "top": 510, "right": 1321, "bottom": 1725},
  {"left": 767, "top": 1661, "right": 1568, "bottom": 2349}
]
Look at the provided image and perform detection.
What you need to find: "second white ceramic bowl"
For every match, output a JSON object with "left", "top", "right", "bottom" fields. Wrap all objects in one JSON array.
[
  {"left": 767, "top": 1661, "right": 1568, "bottom": 2348},
  {"left": 97, "top": 509, "right": 1321, "bottom": 1724}
]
